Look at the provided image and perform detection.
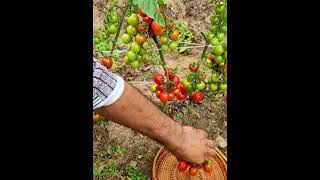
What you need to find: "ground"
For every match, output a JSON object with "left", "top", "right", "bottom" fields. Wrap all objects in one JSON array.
[{"left": 93, "top": 0, "right": 227, "bottom": 179}]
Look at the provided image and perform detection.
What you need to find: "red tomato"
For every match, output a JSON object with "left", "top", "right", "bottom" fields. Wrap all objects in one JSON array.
[
  {"left": 143, "top": 16, "right": 152, "bottom": 23},
  {"left": 137, "top": 24, "right": 147, "bottom": 32},
  {"left": 154, "top": 74, "right": 164, "bottom": 85},
  {"left": 100, "top": 58, "right": 113, "bottom": 69},
  {"left": 203, "top": 163, "right": 213, "bottom": 173},
  {"left": 189, "top": 167, "right": 198, "bottom": 176},
  {"left": 168, "top": 93, "right": 175, "bottom": 101},
  {"left": 171, "top": 76, "right": 180, "bottom": 84},
  {"left": 157, "top": 84, "right": 165, "bottom": 92},
  {"left": 138, "top": 8, "right": 147, "bottom": 17},
  {"left": 176, "top": 83, "right": 187, "bottom": 94},
  {"left": 156, "top": 90, "right": 162, "bottom": 98},
  {"left": 151, "top": 21, "right": 162, "bottom": 32},
  {"left": 209, "top": 53, "right": 215, "bottom": 61},
  {"left": 177, "top": 160, "right": 188, "bottom": 172},
  {"left": 192, "top": 91, "right": 204, "bottom": 102},
  {"left": 154, "top": 28, "right": 165, "bottom": 36},
  {"left": 176, "top": 92, "right": 186, "bottom": 101},
  {"left": 159, "top": 92, "right": 169, "bottom": 103},
  {"left": 166, "top": 68, "right": 175, "bottom": 80}
]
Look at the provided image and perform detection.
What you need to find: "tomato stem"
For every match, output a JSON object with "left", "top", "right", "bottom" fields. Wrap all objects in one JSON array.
[
  {"left": 110, "top": 0, "right": 131, "bottom": 55},
  {"left": 199, "top": 32, "right": 210, "bottom": 68},
  {"left": 152, "top": 35, "right": 170, "bottom": 81}
]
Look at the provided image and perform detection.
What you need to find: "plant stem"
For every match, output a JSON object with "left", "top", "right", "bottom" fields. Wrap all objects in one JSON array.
[
  {"left": 152, "top": 35, "right": 169, "bottom": 80},
  {"left": 199, "top": 32, "right": 210, "bottom": 68},
  {"left": 110, "top": 0, "right": 131, "bottom": 55}
]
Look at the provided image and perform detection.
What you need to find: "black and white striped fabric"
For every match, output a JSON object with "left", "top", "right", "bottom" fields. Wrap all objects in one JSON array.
[{"left": 93, "top": 58, "right": 124, "bottom": 109}]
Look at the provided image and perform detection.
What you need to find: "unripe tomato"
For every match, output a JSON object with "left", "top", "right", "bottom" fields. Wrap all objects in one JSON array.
[{"left": 150, "top": 84, "right": 158, "bottom": 93}]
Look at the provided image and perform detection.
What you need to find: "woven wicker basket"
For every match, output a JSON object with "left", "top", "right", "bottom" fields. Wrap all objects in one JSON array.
[{"left": 152, "top": 147, "right": 227, "bottom": 180}]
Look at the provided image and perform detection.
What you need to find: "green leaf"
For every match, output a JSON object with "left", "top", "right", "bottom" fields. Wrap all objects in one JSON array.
[{"left": 137, "top": 0, "right": 165, "bottom": 27}]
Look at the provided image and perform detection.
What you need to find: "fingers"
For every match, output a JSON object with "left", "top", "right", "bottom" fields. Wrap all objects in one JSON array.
[
  {"left": 206, "top": 140, "right": 216, "bottom": 148},
  {"left": 197, "top": 129, "right": 208, "bottom": 138},
  {"left": 207, "top": 148, "right": 217, "bottom": 157}
]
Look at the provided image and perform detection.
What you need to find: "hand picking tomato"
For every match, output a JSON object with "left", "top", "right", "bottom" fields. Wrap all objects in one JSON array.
[
  {"left": 159, "top": 92, "right": 169, "bottom": 103},
  {"left": 189, "top": 167, "right": 198, "bottom": 176},
  {"left": 154, "top": 74, "right": 164, "bottom": 85},
  {"left": 177, "top": 160, "right": 188, "bottom": 172},
  {"left": 100, "top": 58, "right": 113, "bottom": 69}
]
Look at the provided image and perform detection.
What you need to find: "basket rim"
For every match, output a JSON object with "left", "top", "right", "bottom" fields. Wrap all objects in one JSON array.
[{"left": 152, "top": 146, "right": 227, "bottom": 179}]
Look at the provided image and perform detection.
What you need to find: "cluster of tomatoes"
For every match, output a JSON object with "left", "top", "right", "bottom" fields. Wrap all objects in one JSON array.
[
  {"left": 177, "top": 160, "right": 213, "bottom": 176},
  {"left": 150, "top": 68, "right": 187, "bottom": 104}
]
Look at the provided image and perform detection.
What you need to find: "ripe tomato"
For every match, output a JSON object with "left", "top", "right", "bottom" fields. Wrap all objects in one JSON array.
[
  {"left": 143, "top": 16, "right": 152, "bottom": 23},
  {"left": 170, "top": 85, "right": 178, "bottom": 92},
  {"left": 131, "top": 60, "right": 140, "bottom": 69},
  {"left": 189, "top": 63, "right": 199, "bottom": 72},
  {"left": 177, "top": 160, "right": 188, "bottom": 172},
  {"left": 135, "top": 34, "right": 146, "bottom": 45},
  {"left": 196, "top": 81, "right": 206, "bottom": 91},
  {"left": 150, "top": 84, "right": 158, "bottom": 93},
  {"left": 171, "top": 76, "right": 180, "bottom": 84},
  {"left": 100, "top": 58, "right": 113, "bottom": 69},
  {"left": 127, "top": 25, "right": 137, "bottom": 36},
  {"left": 127, "top": 13, "right": 139, "bottom": 26},
  {"left": 160, "top": 36, "right": 168, "bottom": 44},
  {"left": 189, "top": 167, "right": 198, "bottom": 176},
  {"left": 166, "top": 68, "right": 175, "bottom": 80},
  {"left": 137, "top": 24, "right": 147, "bottom": 32},
  {"left": 131, "top": 42, "right": 141, "bottom": 54},
  {"left": 168, "top": 93, "right": 175, "bottom": 101},
  {"left": 138, "top": 8, "right": 147, "bottom": 17},
  {"left": 154, "top": 74, "right": 164, "bottom": 85},
  {"left": 203, "top": 163, "right": 213, "bottom": 173},
  {"left": 157, "top": 84, "right": 165, "bottom": 92},
  {"left": 154, "top": 28, "right": 165, "bottom": 36},
  {"left": 159, "top": 92, "right": 169, "bottom": 103},
  {"left": 209, "top": 53, "right": 215, "bottom": 61},
  {"left": 108, "top": 24, "right": 117, "bottom": 34},
  {"left": 176, "top": 83, "right": 187, "bottom": 94},
  {"left": 170, "top": 31, "right": 179, "bottom": 40},
  {"left": 192, "top": 91, "right": 203, "bottom": 102},
  {"left": 121, "top": 33, "right": 131, "bottom": 44},
  {"left": 176, "top": 92, "right": 186, "bottom": 101},
  {"left": 156, "top": 90, "right": 162, "bottom": 98},
  {"left": 151, "top": 21, "right": 162, "bottom": 32}
]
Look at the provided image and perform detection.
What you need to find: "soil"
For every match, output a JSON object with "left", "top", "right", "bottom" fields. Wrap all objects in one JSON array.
[{"left": 93, "top": 0, "right": 227, "bottom": 179}]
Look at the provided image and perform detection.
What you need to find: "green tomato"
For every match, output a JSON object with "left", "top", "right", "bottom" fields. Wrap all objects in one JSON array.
[
  {"left": 196, "top": 81, "right": 206, "bottom": 91},
  {"left": 213, "top": 45, "right": 224, "bottom": 56},
  {"left": 207, "top": 61, "right": 213, "bottom": 69},
  {"left": 143, "top": 41, "right": 151, "bottom": 50},
  {"left": 131, "top": 42, "right": 141, "bottom": 54},
  {"left": 139, "top": 48, "right": 145, "bottom": 55},
  {"left": 224, "top": 51, "right": 227, "bottom": 59},
  {"left": 209, "top": 84, "right": 218, "bottom": 92},
  {"left": 131, "top": 60, "right": 140, "bottom": 69},
  {"left": 216, "top": 5, "right": 225, "bottom": 13},
  {"left": 108, "top": 24, "right": 117, "bottom": 34},
  {"left": 169, "top": 42, "right": 178, "bottom": 51},
  {"left": 210, "top": 15, "right": 219, "bottom": 24},
  {"left": 219, "top": 83, "right": 227, "bottom": 93},
  {"left": 124, "top": 55, "right": 130, "bottom": 64},
  {"left": 182, "top": 79, "right": 192, "bottom": 90},
  {"left": 208, "top": 33, "right": 215, "bottom": 40},
  {"left": 127, "top": 51, "right": 137, "bottom": 62},
  {"left": 160, "top": 36, "right": 168, "bottom": 44},
  {"left": 210, "top": 25, "right": 217, "bottom": 32},
  {"left": 150, "top": 84, "right": 158, "bottom": 93},
  {"left": 221, "top": 26, "right": 227, "bottom": 33},
  {"left": 136, "top": 55, "right": 143, "bottom": 62},
  {"left": 211, "top": 73, "right": 219, "bottom": 83},
  {"left": 217, "top": 33, "right": 225, "bottom": 42},
  {"left": 127, "top": 13, "right": 139, "bottom": 26},
  {"left": 109, "top": 13, "right": 119, "bottom": 24},
  {"left": 127, "top": 25, "right": 137, "bottom": 36},
  {"left": 121, "top": 33, "right": 131, "bottom": 44},
  {"left": 210, "top": 38, "right": 219, "bottom": 46},
  {"left": 162, "top": 44, "right": 169, "bottom": 52},
  {"left": 215, "top": 56, "right": 224, "bottom": 64}
]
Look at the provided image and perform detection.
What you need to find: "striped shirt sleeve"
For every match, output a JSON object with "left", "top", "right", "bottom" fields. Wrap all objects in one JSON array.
[{"left": 93, "top": 58, "right": 124, "bottom": 109}]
